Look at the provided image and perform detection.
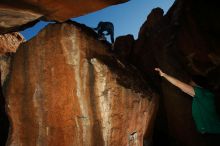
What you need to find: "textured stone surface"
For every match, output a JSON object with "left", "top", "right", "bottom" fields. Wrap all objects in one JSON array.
[
  {"left": 0, "top": 32, "right": 23, "bottom": 146},
  {"left": 114, "top": 34, "right": 134, "bottom": 61},
  {"left": 138, "top": 7, "right": 164, "bottom": 38},
  {"left": 0, "top": 32, "right": 24, "bottom": 86},
  {"left": 0, "top": 0, "right": 128, "bottom": 34},
  {"left": 0, "top": 7, "right": 42, "bottom": 34},
  {"left": 0, "top": 32, "right": 24, "bottom": 55},
  {"left": 129, "top": 1, "right": 220, "bottom": 146},
  {"left": 4, "top": 22, "right": 158, "bottom": 146},
  {"left": 0, "top": 70, "right": 9, "bottom": 146},
  {"left": 0, "top": 54, "right": 11, "bottom": 86}
]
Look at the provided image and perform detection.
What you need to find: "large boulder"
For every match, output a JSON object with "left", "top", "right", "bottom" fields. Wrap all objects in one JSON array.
[
  {"left": 0, "top": 0, "right": 128, "bottom": 34},
  {"left": 0, "top": 32, "right": 24, "bottom": 146},
  {"left": 4, "top": 22, "right": 158, "bottom": 146},
  {"left": 129, "top": 1, "right": 220, "bottom": 146},
  {"left": 0, "top": 70, "right": 9, "bottom": 146},
  {"left": 0, "top": 31, "right": 24, "bottom": 85},
  {"left": 113, "top": 34, "right": 135, "bottom": 61}
]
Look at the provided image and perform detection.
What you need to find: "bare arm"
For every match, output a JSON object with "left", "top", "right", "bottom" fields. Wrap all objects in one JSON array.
[
  {"left": 155, "top": 68, "right": 195, "bottom": 97},
  {"left": 94, "top": 27, "right": 99, "bottom": 30},
  {"left": 94, "top": 22, "right": 102, "bottom": 30}
]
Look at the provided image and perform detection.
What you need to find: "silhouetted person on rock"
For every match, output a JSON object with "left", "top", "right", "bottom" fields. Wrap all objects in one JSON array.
[
  {"left": 155, "top": 68, "right": 220, "bottom": 134},
  {"left": 94, "top": 21, "right": 114, "bottom": 43}
]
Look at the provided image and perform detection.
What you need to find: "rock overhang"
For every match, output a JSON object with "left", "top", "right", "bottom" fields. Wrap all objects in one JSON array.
[{"left": 0, "top": 0, "right": 129, "bottom": 34}]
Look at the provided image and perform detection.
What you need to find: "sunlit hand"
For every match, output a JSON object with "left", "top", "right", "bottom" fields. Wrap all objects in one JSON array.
[{"left": 155, "top": 68, "right": 165, "bottom": 77}]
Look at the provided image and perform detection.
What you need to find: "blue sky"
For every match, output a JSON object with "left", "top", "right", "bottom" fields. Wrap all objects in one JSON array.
[{"left": 20, "top": 0, "right": 175, "bottom": 41}]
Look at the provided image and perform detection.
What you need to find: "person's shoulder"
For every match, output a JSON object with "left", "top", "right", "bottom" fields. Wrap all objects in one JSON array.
[
  {"left": 194, "top": 86, "right": 203, "bottom": 93},
  {"left": 194, "top": 86, "right": 214, "bottom": 98}
]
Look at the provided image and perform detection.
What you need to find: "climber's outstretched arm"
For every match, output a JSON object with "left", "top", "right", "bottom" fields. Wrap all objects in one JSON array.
[
  {"left": 93, "top": 27, "right": 98, "bottom": 31},
  {"left": 94, "top": 22, "right": 102, "bottom": 31},
  {"left": 155, "top": 68, "right": 195, "bottom": 97}
]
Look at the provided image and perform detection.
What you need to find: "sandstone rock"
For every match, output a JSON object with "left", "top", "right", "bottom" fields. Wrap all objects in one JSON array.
[
  {"left": 0, "top": 70, "right": 9, "bottom": 146},
  {"left": 113, "top": 34, "right": 134, "bottom": 61},
  {"left": 0, "top": 7, "right": 42, "bottom": 34},
  {"left": 0, "top": 54, "right": 12, "bottom": 86},
  {"left": 130, "top": 1, "right": 220, "bottom": 146},
  {"left": 0, "top": 32, "right": 24, "bottom": 55},
  {"left": 4, "top": 22, "right": 158, "bottom": 146},
  {"left": 0, "top": 32, "right": 24, "bottom": 146},
  {"left": 0, "top": 0, "right": 128, "bottom": 34},
  {"left": 138, "top": 8, "right": 164, "bottom": 38},
  {"left": 0, "top": 32, "right": 24, "bottom": 85}
]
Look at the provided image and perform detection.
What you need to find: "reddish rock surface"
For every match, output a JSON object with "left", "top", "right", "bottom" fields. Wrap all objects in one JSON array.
[
  {"left": 0, "top": 32, "right": 24, "bottom": 55},
  {"left": 128, "top": 1, "right": 220, "bottom": 146},
  {"left": 0, "top": 0, "right": 128, "bottom": 34},
  {"left": 0, "top": 32, "right": 24, "bottom": 86},
  {"left": 4, "top": 22, "right": 158, "bottom": 146},
  {"left": 0, "top": 32, "right": 23, "bottom": 146}
]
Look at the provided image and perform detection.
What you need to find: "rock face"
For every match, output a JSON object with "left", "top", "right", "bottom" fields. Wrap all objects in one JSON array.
[
  {"left": 4, "top": 22, "right": 158, "bottom": 146},
  {"left": 114, "top": 34, "right": 135, "bottom": 61},
  {"left": 0, "top": 71, "right": 9, "bottom": 146},
  {"left": 0, "top": 0, "right": 128, "bottom": 34},
  {"left": 0, "top": 32, "right": 24, "bottom": 55},
  {"left": 128, "top": 1, "right": 220, "bottom": 146},
  {"left": 0, "top": 31, "right": 24, "bottom": 86},
  {"left": 0, "top": 32, "right": 23, "bottom": 146}
]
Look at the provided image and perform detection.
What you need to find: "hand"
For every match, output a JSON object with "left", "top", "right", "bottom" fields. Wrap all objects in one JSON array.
[{"left": 155, "top": 68, "right": 165, "bottom": 77}]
